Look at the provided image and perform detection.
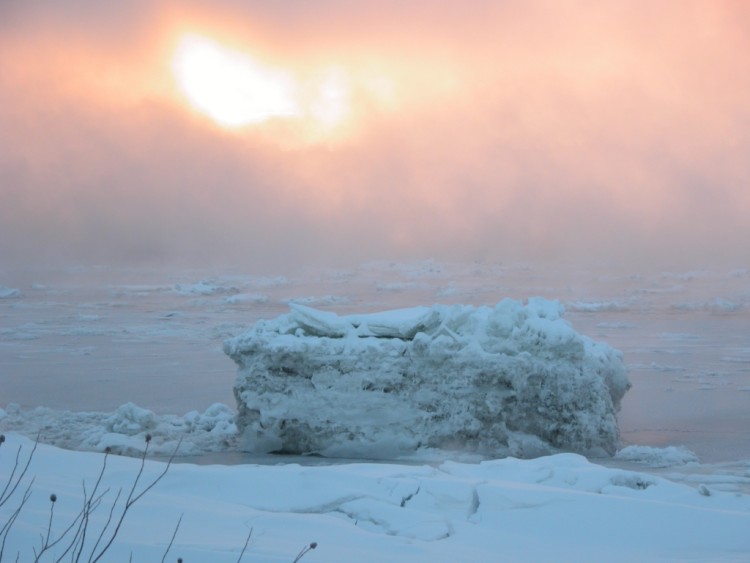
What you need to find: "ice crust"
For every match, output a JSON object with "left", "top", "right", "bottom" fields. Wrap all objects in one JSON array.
[{"left": 225, "top": 299, "right": 630, "bottom": 458}]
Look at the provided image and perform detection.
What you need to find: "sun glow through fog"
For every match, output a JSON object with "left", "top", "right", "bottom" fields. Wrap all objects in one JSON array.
[
  {"left": 171, "top": 34, "right": 363, "bottom": 138},
  {"left": 173, "top": 34, "right": 301, "bottom": 127}
]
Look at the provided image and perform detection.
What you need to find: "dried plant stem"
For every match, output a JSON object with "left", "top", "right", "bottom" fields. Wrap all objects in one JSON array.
[
  {"left": 89, "top": 437, "right": 182, "bottom": 563},
  {"left": 160, "top": 513, "right": 183, "bottom": 563},
  {"left": 293, "top": 541, "right": 318, "bottom": 562},
  {"left": 236, "top": 527, "right": 253, "bottom": 563}
]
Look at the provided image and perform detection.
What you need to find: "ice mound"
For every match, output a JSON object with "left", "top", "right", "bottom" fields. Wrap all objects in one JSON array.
[
  {"left": 224, "top": 298, "right": 630, "bottom": 459},
  {"left": 173, "top": 280, "right": 238, "bottom": 296},
  {"left": 615, "top": 445, "right": 700, "bottom": 467},
  {"left": 0, "top": 402, "right": 237, "bottom": 457}
]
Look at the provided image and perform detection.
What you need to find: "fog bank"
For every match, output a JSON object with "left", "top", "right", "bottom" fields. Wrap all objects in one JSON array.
[{"left": 2, "top": 1, "right": 749, "bottom": 273}]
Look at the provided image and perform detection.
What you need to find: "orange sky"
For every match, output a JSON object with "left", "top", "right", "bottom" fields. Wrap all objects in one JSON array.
[{"left": 1, "top": 0, "right": 749, "bottom": 272}]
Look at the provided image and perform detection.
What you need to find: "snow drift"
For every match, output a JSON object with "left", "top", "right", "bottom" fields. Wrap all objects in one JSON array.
[{"left": 224, "top": 299, "right": 630, "bottom": 458}]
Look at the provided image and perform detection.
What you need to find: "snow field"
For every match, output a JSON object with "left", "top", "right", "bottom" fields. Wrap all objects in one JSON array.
[{"left": 2, "top": 433, "right": 749, "bottom": 562}]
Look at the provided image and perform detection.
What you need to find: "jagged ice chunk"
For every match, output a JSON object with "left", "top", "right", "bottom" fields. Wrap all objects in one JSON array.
[{"left": 224, "top": 299, "right": 630, "bottom": 459}]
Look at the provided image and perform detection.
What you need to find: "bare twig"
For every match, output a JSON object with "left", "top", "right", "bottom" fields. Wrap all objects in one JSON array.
[
  {"left": 54, "top": 487, "right": 109, "bottom": 563},
  {"left": 236, "top": 527, "right": 253, "bottom": 563},
  {"left": 160, "top": 514, "right": 183, "bottom": 563},
  {"left": 293, "top": 541, "right": 318, "bottom": 562},
  {"left": 22, "top": 448, "right": 114, "bottom": 563},
  {"left": 31, "top": 494, "right": 57, "bottom": 562},
  {"left": 78, "top": 487, "right": 119, "bottom": 562},
  {"left": 1, "top": 434, "right": 40, "bottom": 561},
  {"left": 0, "top": 434, "right": 38, "bottom": 507},
  {"left": 0, "top": 480, "right": 33, "bottom": 560},
  {"left": 88, "top": 436, "right": 182, "bottom": 563},
  {"left": 0, "top": 435, "right": 278, "bottom": 562}
]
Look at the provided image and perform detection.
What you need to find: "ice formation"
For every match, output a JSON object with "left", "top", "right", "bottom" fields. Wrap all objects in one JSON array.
[
  {"left": 0, "top": 402, "right": 237, "bottom": 457},
  {"left": 615, "top": 445, "right": 700, "bottom": 467},
  {"left": 173, "top": 280, "right": 239, "bottom": 296},
  {"left": 0, "top": 285, "right": 21, "bottom": 298},
  {"left": 225, "top": 299, "right": 630, "bottom": 458}
]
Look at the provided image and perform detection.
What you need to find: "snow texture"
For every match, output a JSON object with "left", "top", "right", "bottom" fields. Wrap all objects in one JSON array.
[{"left": 225, "top": 299, "right": 630, "bottom": 458}]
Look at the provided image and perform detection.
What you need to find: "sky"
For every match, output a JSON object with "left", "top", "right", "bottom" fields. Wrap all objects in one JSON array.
[{"left": 1, "top": 0, "right": 749, "bottom": 273}]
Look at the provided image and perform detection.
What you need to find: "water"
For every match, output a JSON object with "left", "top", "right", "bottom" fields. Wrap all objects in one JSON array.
[{"left": 2, "top": 260, "right": 749, "bottom": 463}]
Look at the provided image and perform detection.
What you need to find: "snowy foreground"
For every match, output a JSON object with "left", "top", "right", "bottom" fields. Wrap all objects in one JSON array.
[{"left": 2, "top": 433, "right": 749, "bottom": 562}]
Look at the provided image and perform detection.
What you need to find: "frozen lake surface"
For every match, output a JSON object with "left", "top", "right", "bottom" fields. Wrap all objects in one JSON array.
[{"left": 2, "top": 260, "right": 749, "bottom": 465}]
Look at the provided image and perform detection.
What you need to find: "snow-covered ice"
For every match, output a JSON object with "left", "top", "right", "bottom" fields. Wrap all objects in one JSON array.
[
  {"left": 223, "top": 293, "right": 269, "bottom": 305},
  {"left": 0, "top": 402, "right": 237, "bottom": 457},
  {"left": 225, "top": 300, "right": 630, "bottom": 458},
  {"left": 615, "top": 445, "right": 700, "bottom": 468},
  {"left": 173, "top": 280, "right": 239, "bottom": 296},
  {"left": 2, "top": 433, "right": 749, "bottom": 562},
  {"left": 565, "top": 299, "right": 631, "bottom": 313}
]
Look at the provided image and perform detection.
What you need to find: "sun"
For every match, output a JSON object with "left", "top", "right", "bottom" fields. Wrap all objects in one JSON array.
[
  {"left": 170, "top": 32, "right": 401, "bottom": 141},
  {"left": 172, "top": 34, "right": 301, "bottom": 128}
]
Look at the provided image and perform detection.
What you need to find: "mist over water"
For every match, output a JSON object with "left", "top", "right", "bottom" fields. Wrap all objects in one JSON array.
[{"left": 2, "top": 1, "right": 750, "bottom": 273}]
